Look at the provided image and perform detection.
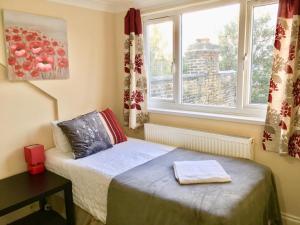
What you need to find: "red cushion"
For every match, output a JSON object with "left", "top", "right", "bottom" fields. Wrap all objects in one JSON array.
[{"left": 99, "top": 108, "right": 127, "bottom": 145}]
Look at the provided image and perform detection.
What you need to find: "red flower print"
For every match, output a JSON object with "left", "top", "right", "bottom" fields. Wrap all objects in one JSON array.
[
  {"left": 263, "top": 130, "right": 272, "bottom": 141},
  {"left": 36, "top": 55, "right": 54, "bottom": 72},
  {"left": 29, "top": 41, "right": 43, "bottom": 54},
  {"left": 293, "top": 79, "right": 300, "bottom": 106},
  {"left": 134, "top": 91, "right": 144, "bottom": 104},
  {"left": 130, "top": 103, "right": 137, "bottom": 109},
  {"left": 279, "top": 120, "right": 287, "bottom": 130},
  {"left": 45, "top": 47, "right": 55, "bottom": 55},
  {"left": 274, "top": 23, "right": 286, "bottom": 50},
  {"left": 280, "top": 101, "right": 292, "bottom": 117},
  {"left": 12, "top": 35, "right": 22, "bottom": 42},
  {"left": 124, "top": 52, "right": 130, "bottom": 73},
  {"left": 16, "top": 71, "right": 24, "bottom": 77},
  {"left": 52, "top": 41, "right": 58, "bottom": 46},
  {"left": 289, "top": 45, "right": 296, "bottom": 61},
  {"left": 269, "top": 78, "right": 278, "bottom": 91},
  {"left": 6, "top": 35, "right": 10, "bottom": 41},
  {"left": 57, "top": 48, "right": 65, "bottom": 56},
  {"left": 124, "top": 90, "right": 131, "bottom": 109},
  {"left": 58, "top": 58, "right": 68, "bottom": 68},
  {"left": 285, "top": 65, "right": 293, "bottom": 74},
  {"left": 124, "top": 90, "right": 130, "bottom": 102},
  {"left": 134, "top": 54, "right": 143, "bottom": 74},
  {"left": 22, "top": 30, "right": 28, "bottom": 34},
  {"left": 268, "top": 78, "right": 278, "bottom": 103},
  {"left": 129, "top": 91, "right": 144, "bottom": 110},
  {"left": 124, "top": 53, "right": 130, "bottom": 66},
  {"left": 8, "top": 57, "right": 16, "bottom": 65},
  {"left": 288, "top": 133, "right": 300, "bottom": 158},
  {"left": 23, "top": 61, "right": 33, "bottom": 71},
  {"left": 10, "top": 43, "right": 27, "bottom": 57},
  {"left": 26, "top": 54, "right": 34, "bottom": 61},
  {"left": 13, "top": 28, "right": 19, "bottom": 33},
  {"left": 26, "top": 34, "right": 35, "bottom": 42},
  {"left": 43, "top": 40, "right": 50, "bottom": 46},
  {"left": 274, "top": 41, "right": 280, "bottom": 51},
  {"left": 31, "top": 70, "right": 40, "bottom": 77},
  {"left": 262, "top": 130, "right": 272, "bottom": 151},
  {"left": 15, "top": 64, "right": 22, "bottom": 70}
]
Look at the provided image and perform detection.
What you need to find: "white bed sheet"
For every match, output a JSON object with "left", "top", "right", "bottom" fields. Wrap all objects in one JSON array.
[{"left": 45, "top": 138, "right": 175, "bottom": 224}]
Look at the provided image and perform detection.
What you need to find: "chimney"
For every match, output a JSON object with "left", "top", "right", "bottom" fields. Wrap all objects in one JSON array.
[{"left": 196, "top": 38, "right": 210, "bottom": 45}]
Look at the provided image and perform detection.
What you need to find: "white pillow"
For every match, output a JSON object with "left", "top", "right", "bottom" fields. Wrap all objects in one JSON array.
[{"left": 51, "top": 120, "right": 73, "bottom": 152}]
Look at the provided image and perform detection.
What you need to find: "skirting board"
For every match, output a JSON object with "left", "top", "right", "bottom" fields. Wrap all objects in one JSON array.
[{"left": 282, "top": 212, "right": 300, "bottom": 225}]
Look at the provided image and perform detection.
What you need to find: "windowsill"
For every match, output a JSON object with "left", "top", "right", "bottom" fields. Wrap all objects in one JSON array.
[{"left": 148, "top": 107, "right": 266, "bottom": 125}]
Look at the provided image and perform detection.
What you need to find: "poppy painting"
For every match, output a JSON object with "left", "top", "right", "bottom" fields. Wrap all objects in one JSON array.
[{"left": 3, "top": 10, "right": 69, "bottom": 80}]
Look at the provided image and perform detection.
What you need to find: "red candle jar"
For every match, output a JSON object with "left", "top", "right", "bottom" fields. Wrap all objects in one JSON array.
[{"left": 24, "top": 144, "right": 45, "bottom": 175}]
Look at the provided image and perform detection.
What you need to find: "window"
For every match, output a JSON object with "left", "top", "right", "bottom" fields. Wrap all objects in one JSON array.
[
  {"left": 144, "top": 0, "right": 278, "bottom": 122},
  {"left": 181, "top": 4, "right": 239, "bottom": 107},
  {"left": 249, "top": 3, "right": 278, "bottom": 104},
  {"left": 147, "top": 20, "right": 174, "bottom": 100}
]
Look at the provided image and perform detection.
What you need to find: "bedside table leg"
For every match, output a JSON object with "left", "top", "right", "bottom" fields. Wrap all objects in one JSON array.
[
  {"left": 39, "top": 198, "right": 46, "bottom": 210},
  {"left": 64, "top": 183, "right": 75, "bottom": 225}
]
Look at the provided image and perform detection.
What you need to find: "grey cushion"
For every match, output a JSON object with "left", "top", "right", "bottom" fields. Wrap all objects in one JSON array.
[{"left": 58, "top": 111, "right": 113, "bottom": 159}]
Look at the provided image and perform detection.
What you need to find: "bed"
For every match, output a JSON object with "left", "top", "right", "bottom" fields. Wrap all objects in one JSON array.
[
  {"left": 45, "top": 138, "right": 175, "bottom": 223},
  {"left": 45, "top": 138, "right": 282, "bottom": 225}
]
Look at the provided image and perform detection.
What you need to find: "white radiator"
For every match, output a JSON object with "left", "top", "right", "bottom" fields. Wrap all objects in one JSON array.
[{"left": 144, "top": 123, "right": 254, "bottom": 159}]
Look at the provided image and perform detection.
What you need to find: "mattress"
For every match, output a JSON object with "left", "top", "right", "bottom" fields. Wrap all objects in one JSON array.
[{"left": 45, "top": 138, "right": 175, "bottom": 224}]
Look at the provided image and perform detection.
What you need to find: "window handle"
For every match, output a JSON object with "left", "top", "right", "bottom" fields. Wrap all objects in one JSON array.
[
  {"left": 171, "top": 61, "right": 176, "bottom": 74},
  {"left": 242, "top": 53, "right": 248, "bottom": 71}
]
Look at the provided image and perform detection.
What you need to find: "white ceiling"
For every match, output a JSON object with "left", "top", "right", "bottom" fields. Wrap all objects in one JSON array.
[{"left": 48, "top": 0, "right": 190, "bottom": 13}]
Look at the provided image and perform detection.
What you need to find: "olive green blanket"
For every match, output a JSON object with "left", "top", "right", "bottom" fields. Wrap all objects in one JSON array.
[{"left": 107, "top": 148, "right": 282, "bottom": 225}]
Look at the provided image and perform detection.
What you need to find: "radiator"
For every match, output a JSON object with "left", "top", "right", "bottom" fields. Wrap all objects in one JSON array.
[{"left": 144, "top": 123, "right": 254, "bottom": 159}]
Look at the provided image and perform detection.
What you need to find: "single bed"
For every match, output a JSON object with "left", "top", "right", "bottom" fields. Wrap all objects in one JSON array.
[
  {"left": 45, "top": 138, "right": 175, "bottom": 223},
  {"left": 45, "top": 138, "right": 282, "bottom": 225}
]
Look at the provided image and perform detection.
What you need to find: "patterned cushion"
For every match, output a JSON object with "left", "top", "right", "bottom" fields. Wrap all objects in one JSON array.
[
  {"left": 99, "top": 108, "right": 127, "bottom": 145},
  {"left": 58, "top": 111, "right": 113, "bottom": 159}
]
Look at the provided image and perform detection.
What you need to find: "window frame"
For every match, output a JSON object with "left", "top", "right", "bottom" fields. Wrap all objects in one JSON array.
[
  {"left": 244, "top": 0, "right": 278, "bottom": 109},
  {"left": 144, "top": 16, "right": 177, "bottom": 103},
  {"left": 143, "top": 0, "right": 278, "bottom": 123}
]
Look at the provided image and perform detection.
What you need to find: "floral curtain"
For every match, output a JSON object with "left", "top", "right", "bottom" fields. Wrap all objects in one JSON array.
[
  {"left": 124, "top": 8, "right": 149, "bottom": 129},
  {"left": 263, "top": 0, "right": 300, "bottom": 158}
]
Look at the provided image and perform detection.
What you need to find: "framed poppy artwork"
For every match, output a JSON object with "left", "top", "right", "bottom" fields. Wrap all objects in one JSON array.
[{"left": 3, "top": 10, "right": 69, "bottom": 80}]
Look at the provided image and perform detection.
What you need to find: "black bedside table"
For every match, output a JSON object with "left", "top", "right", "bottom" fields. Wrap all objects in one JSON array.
[{"left": 0, "top": 170, "right": 75, "bottom": 225}]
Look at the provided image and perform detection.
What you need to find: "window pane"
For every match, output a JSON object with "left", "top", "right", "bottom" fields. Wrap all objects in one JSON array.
[
  {"left": 147, "top": 21, "right": 174, "bottom": 100},
  {"left": 181, "top": 4, "right": 239, "bottom": 107},
  {"left": 250, "top": 4, "right": 278, "bottom": 104}
]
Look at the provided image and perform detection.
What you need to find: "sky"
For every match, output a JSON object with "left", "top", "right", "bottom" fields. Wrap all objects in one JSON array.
[{"left": 182, "top": 4, "right": 240, "bottom": 51}]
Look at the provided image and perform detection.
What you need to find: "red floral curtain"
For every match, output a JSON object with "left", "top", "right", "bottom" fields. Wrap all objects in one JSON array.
[
  {"left": 263, "top": 0, "right": 300, "bottom": 158},
  {"left": 124, "top": 8, "right": 149, "bottom": 129}
]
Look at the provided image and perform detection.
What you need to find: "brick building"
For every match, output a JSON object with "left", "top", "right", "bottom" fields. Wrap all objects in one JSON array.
[{"left": 150, "top": 38, "right": 237, "bottom": 106}]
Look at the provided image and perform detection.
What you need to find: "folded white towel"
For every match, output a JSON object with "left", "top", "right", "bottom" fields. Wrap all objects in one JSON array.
[{"left": 173, "top": 160, "right": 231, "bottom": 184}]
